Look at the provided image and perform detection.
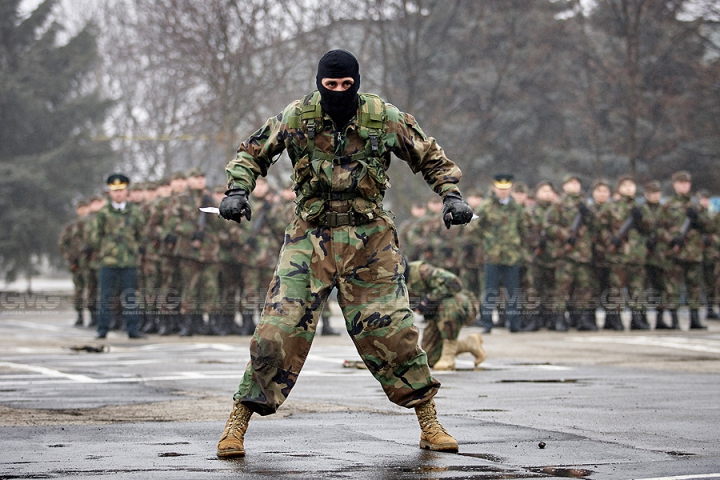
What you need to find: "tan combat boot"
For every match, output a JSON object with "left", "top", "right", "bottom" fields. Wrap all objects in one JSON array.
[
  {"left": 432, "top": 339, "right": 458, "bottom": 371},
  {"left": 456, "top": 333, "right": 487, "bottom": 367},
  {"left": 217, "top": 401, "right": 253, "bottom": 458},
  {"left": 415, "top": 398, "right": 458, "bottom": 452}
]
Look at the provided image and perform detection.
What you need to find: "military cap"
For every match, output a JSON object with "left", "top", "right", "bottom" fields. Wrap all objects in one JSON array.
[
  {"left": 145, "top": 181, "right": 158, "bottom": 190},
  {"left": 697, "top": 189, "right": 710, "bottom": 199},
  {"left": 170, "top": 171, "right": 187, "bottom": 181},
  {"left": 643, "top": 180, "right": 661, "bottom": 193},
  {"left": 214, "top": 184, "right": 228, "bottom": 194},
  {"left": 591, "top": 178, "right": 611, "bottom": 191},
  {"left": 464, "top": 188, "right": 482, "bottom": 198},
  {"left": 187, "top": 167, "right": 205, "bottom": 178},
  {"left": 158, "top": 178, "right": 171, "bottom": 186},
  {"left": 534, "top": 180, "right": 555, "bottom": 193},
  {"left": 106, "top": 173, "right": 130, "bottom": 191},
  {"left": 512, "top": 181, "right": 528, "bottom": 193},
  {"left": 493, "top": 174, "right": 514, "bottom": 190},
  {"left": 562, "top": 173, "right": 582, "bottom": 185},
  {"left": 129, "top": 182, "right": 143, "bottom": 191},
  {"left": 671, "top": 170, "right": 691, "bottom": 183}
]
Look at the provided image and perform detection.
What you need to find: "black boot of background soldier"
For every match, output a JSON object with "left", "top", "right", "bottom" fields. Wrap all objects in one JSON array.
[
  {"left": 630, "top": 311, "right": 650, "bottom": 330},
  {"left": 689, "top": 309, "right": 707, "bottom": 330},
  {"left": 240, "top": 311, "right": 256, "bottom": 336}
]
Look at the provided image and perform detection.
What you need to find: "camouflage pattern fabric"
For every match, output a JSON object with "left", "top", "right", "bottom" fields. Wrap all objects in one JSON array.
[
  {"left": 660, "top": 194, "right": 714, "bottom": 263},
  {"left": 179, "top": 259, "right": 220, "bottom": 315},
  {"left": 88, "top": 203, "right": 144, "bottom": 268},
  {"left": 665, "top": 259, "right": 704, "bottom": 310},
  {"left": 466, "top": 193, "right": 526, "bottom": 266},
  {"left": 59, "top": 216, "right": 90, "bottom": 312},
  {"left": 544, "top": 193, "right": 597, "bottom": 264},
  {"left": 406, "top": 261, "right": 478, "bottom": 366},
  {"left": 554, "top": 260, "right": 596, "bottom": 311},
  {"left": 234, "top": 216, "right": 440, "bottom": 415},
  {"left": 528, "top": 200, "right": 555, "bottom": 315}
]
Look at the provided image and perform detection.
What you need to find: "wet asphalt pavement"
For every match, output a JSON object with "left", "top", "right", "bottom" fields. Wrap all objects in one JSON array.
[{"left": 1, "top": 308, "right": 720, "bottom": 479}]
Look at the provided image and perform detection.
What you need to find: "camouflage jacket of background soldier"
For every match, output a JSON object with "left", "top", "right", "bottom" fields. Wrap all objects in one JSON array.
[
  {"left": 402, "top": 213, "right": 438, "bottom": 262},
  {"left": 467, "top": 192, "right": 526, "bottom": 266},
  {"left": 598, "top": 195, "right": 652, "bottom": 265},
  {"left": 589, "top": 201, "right": 609, "bottom": 268},
  {"left": 406, "top": 260, "right": 463, "bottom": 305},
  {"left": 146, "top": 195, "right": 176, "bottom": 258},
  {"left": 660, "top": 193, "right": 715, "bottom": 263},
  {"left": 58, "top": 216, "right": 90, "bottom": 272},
  {"left": 702, "top": 207, "right": 720, "bottom": 265},
  {"left": 240, "top": 195, "right": 283, "bottom": 269},
  {"left": 527, "top": 200, "right": 554, "bottom": 267},
  {"left": 226, "top": 91, "right": 462, "bottom": 223},
  {"left": 138, "top": 200, "right": 160, "bottom": 262},
  {"left": 88, "top": 202, "right": 144, "bottom": 268},
  {"left": 166, "top": 188, "right": 220, "bottom": 263},
  {"left": 544, "top": 192, "right": 597, "bottom": 264},
  {"left": 644, "top": 201, "right": 671, "bottom": 270}
]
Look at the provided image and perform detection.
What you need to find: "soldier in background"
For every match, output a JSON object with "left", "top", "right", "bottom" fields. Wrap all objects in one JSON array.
[
  {"left": 469, "top": 174, "right": 526, "bottom": 333},
  {"left": 406, "top": 260, "right": 485, "bottom": 370},
  {"left": 412, "top": 196, "right": 444, "bottom": 264},
  {"left": 643, "top": 180, "right": 674, "bottom": 329},
  {"left": 544, "top": 174, "right": 597, "bottom": 331},
  {"left": 511, "top": 181, "right": 535, "bottom": 330},
  {"left": 698, "top": 189, "right": 719, "bottom": 321},
  {"left": 590, "top": 179, "right": 612, "bottom": 325},
  {"left": 398, "top": 200, "right": 427, "bottom": 262},
  {"left": 84, "top": 195, "right": 105, "bottom": 327},
  {"left": 598, "top": 175, "right": 652, "bottom": 331},
  {"left": 457, "top": 190, "right": 483, "bottom": 301},
  {"left": 661, "top": 171, "right": 714, "bottom": 330},
  {"left": 89, "top": 174, "right": 146, "bottom": 339},
  {"left": 129, "top": 182, "right": 151, "bottom": 332},
  {"left": 138, "top": 181, "right": 164, "bottom": 333},
  {"left": 523, "top": 181, "right": 557, "bottom": 331},
  {"left": 58, "top": 199, "right": 91, "bottom": 327}
]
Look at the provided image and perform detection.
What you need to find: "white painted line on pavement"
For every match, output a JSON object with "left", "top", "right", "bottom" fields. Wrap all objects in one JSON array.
[
  {"left": 0, "top": 361, "right": 99, "bottom": 383},
  {"left": 568, "top": 336, "right": 720, "bottom": 355},
  {"left": 635, "top": 474, "right": 720, "bottom": 480}
]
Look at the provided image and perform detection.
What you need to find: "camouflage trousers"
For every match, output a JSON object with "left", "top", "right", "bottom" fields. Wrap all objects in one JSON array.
[
  {"left": 532, "top": 262, "right": 556, "bottom": 314},
  {"left": 646, "top": 264, "right": 668, "bottom": 310},
  {"left": 179, "top": 259, "right": 220, "bottom": 315},
  {"left": 604, "top": 263, "right": 654, "bottom": 312},
  {"left": 460, "top": 266, "right": 482, "bottom": 299},
  {"left": 85, "top": 268, "right": 98, "bottom": 314},
  {"left": 234, "top": 216, "right": 440, "bottom": 416},
  {"left": 218, "top": 262, "right": 244, "bottom": 315},
  {"left": 71, "top": 268, "right": 85, "bottom": 312},
  {"left": 422, "top": 291, "right": 478, "bottom": 366},
  {"left": 159, "top": 256, "right": 183, "bottom": 314},
  {"left": 140, "top": 258, "right": 163, "bottom": 313},
  {"left": 239, "top": 266, "right": 274, "bottom": 315},
  {"left": 665, "top": 259, "right": 703, "bottom": 310},
  {"left": 703, "top": 261, "right": 719, "bottom": 306},
  {"left": 554, "top": 260, "right": 595, "bottom": 311}
]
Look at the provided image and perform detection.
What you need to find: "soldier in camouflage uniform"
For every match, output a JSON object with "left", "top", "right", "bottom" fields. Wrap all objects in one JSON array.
[
  {"left": 456, "top": 190, "right": 483, "bottom": 302},
  {"left": 597, "top": 175, "right": 653, "bottom": 331},
  {"left": 84, "top": 196, "right": 105, "bottom": 327},
  {"left": 643, "top": 181, "right": 674, "bottom": 329},
  {"left": 165, "top": 168, "right": 222, "bottom": 336},
  {"left": 397, "top": 200, "right": 427, "bottom": 262},
  {"left": 467, "top": 174, "right": 526, "bottom": 333},
  {"left": 660, "top": 171, "right": 714, "bottom": 329},
  {"left": 589, "top": 179, "right": 612, "bottom": 329},
  {"left": 406, "top": 260, "right": 485, "bottom": 370},
  {"left": 89, "top": 174, "right": 146, "bottom": 339},
  {"left": 544, "top": 174, "right": 597, "bottom": 331},
  {"left": 698, "top": 190, "right": 719, "bottom": 321},
  {"left": 58, "top": 200, "right": 91, "bottom": 327},
  {"left": 511, "top": 181, "right": 536, "bottom": 330},
  {"left": 522, "top": 181, "right": 557, "bottom": 331},
  {"left": 216, "top": 50, "right": 473, "bottom": 457}
]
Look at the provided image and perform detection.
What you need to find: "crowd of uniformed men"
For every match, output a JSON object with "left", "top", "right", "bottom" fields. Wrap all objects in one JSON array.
[{"left": 59, "top": 168, "right": 719, "bottom": 338}]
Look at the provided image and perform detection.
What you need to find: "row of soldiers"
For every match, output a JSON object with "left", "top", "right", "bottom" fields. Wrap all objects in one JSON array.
[
  {"left": 399, "top": 171, "right": 719, "bottom": 333},
  {"left": 58, "top": 168, "right": 340, "bottom": 337}
]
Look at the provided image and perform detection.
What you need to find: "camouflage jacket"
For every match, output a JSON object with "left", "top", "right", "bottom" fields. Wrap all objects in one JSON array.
[
  {"left": 456, "top": 207, "right": 484, "bottom": 269},
  {"left": 660, "top": 194, "right": 714, "bottom": 263},
  {"left": 238, "top": 196, "right": 283, "bottom": 269},
  {"left": 226, "top": 92, "right": 463, "bottom": 224},
  {"left": 467, "top": 194, "right": 525, "bottom": 266},
  {"left": 166, "top": 189, "right": 220, "bottom": 263},
  {"left": 83, "top": 212, "right": 101, "bottom": 270},
  {"left": 406, "top": 260, "right": 463, "bottom": 303},
  {"left": 544, "top": 193, "right": 597, "bottom": 264},
  {"left": 527, "top": 201, "right": 554, "bottom": 267},
  {"left": 644, "top": 202, "right": 670, "bottom": 269},
  {"left": 401, "top": 213, "right": 438, "bottom": 262},
  {"left": 58, "top": 216, "right": 89, "bottom": 271},
  {"left": 597, "top": 195, "right": 652, "bottom": 265},
  {"left": 88, "top": 202, "right": 144, "bottom": 268},
  {"left": 702, "top": 209, "right": 720, "bottom": 264},
  {"left": 589, "top": 202, "right": 610, "bottom": 267},
  {"left": 146, "top": 196, "right": 175, "bottom": 258}
]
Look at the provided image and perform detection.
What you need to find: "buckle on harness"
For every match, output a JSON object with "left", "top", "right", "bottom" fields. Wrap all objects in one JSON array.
[{"left": 324, "top": 211, "right": 356, "bottom": 228}]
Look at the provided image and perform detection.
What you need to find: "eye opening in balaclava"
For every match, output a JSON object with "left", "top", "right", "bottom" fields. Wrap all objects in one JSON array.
[{"left": 316, "top": 49, "right": 361, "bottom": 129}]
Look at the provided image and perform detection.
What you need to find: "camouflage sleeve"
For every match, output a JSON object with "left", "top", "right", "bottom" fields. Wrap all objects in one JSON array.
[
  {"left": 544, "top": 204, "right": 568, "bottom": 242},
  {"left": 58, "top": 222, "right": 73, "bottom": 259},
  {"left": 87, "top": 210, "right": 105, "bottom": 252},
  {"left": 226, "top": 101, "right": 300, "bottom": 193},
  {"left": 421, "top": 263, "right": 463, "bottom": 302},
  {"left": 384, "top": 104, "right": 462, "bottom": 198}
]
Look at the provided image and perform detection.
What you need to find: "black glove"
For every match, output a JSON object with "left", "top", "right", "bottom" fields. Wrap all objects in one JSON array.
[
  {"left": 415, "top": 297, "right": 439, "bottom": 317},
  {"left": 578, "top": 202, "right": 591, "bottom": 218},
  {"left": 164, "top": 233, "right": 178, "bottom": 245},
  {"left": 646, "top": 237, "right": 656, "bottom": 252},
  {"left": 442, "top": 192, "right": 473, "bottom": 229},
  {"left": 611, "top": 236, "right": 623, "bottom": 249},
  {"left": 567, "top": 236, "right": 577, "bottom": 247},
  {"left": 191, "top": 231, "right": 204, "bottom": 242},
  {"left": 247, "top": 236, "right": 258, "bottom": 250},
  {"left": 686, "top": 207, "right": 698, "bottom": 223},
  {"left": 630, "top": 206, "right": 643, "bottom": 222},
  {"left": 219, "top": 189, "right": 252, "bottom": 223},
  {"left": 670, "top": 236, "right": 685, "bottom": 249}
]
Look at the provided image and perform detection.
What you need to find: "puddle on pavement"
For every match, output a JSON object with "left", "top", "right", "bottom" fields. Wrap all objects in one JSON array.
[
  {"left": 400, "top": 465, "right": 541, "bottom": 478},
  {"left": 158, "top": 452, "right": 190, "bottom": 457},
  {"left": 458, "top": 452, "right": 506, "bottom": 463},
  {"left": 497, "top": 379, "right": 584, "bottom": 384},
  {"left": 665, "top": 450, "right": 696, "bottom": 456},
  {"left": 527, "top": 466, "right": 593, "bottom": 478}
]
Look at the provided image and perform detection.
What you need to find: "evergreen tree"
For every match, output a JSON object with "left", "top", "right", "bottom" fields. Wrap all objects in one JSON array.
[{"left": 0, "top": 0, "right": 113, "bottom": 285}]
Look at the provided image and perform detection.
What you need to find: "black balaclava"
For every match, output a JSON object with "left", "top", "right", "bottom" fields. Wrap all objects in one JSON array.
[{"left": 316, "top": 49, "right": 361, "bottom": 129}]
